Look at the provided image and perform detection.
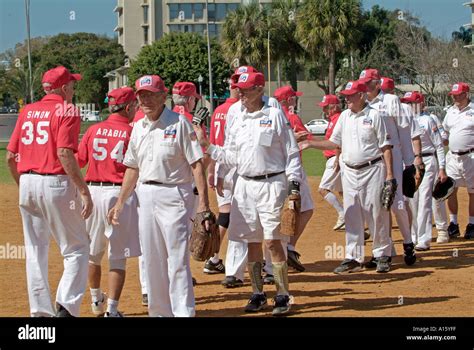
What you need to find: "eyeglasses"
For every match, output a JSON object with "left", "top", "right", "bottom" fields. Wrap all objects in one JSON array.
[{"left": 238, "top": 86, "right": 259, "bottom": 95}]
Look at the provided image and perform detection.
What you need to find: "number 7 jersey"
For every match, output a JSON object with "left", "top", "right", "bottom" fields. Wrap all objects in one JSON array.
[
  {"left": 77, "top": 113, "right": 132, "bottom": 183},
  {"left": 7, "top": 94, "right": 81, "bottom": 175}
]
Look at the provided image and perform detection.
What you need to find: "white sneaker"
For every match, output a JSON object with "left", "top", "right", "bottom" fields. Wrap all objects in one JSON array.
[
  {"left": 333, "top": 216, "right": 345, "bottom": 231},
  {"left": 104, "top": 311, "right": 123, "bottom": 318},
  {"left": 91, "top": 293, "right": 107, "bottom": 316},
  {"left": 436, "top": 230, "right": 449, "bottom": 244}
]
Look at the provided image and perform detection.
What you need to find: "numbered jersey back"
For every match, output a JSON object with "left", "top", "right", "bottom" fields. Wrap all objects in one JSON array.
[
  {"left": 77, "top": 114, "right": 132, "bottom": 183},
  {"left": 6, "top": 96, "right": 81, "bottom": 175}
]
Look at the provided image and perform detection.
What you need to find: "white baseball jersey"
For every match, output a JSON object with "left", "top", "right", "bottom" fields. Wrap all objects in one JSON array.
[
  {"left": 207, "top": 105, "right": 302, "bottom": 183},
  {"left": 123, "top": 108, "right": 203, "bottom": 184},
  {"left": 442, "top": 102, "right": 474, "bottom": 152},
  {"left": 330, "top": 105, "right": 392, "bottom": 166},
  {"left": 415, "top": 113, "right": 446, "bottom": 168}
]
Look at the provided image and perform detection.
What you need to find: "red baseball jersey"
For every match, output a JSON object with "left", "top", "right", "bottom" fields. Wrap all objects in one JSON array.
[
  {"left": 282, "top": 106, "right": 312, "bottom": 160},
  {"left": 7, "top": 94, "right": 81, "bottom": 175},
  {"left": 77, "top": 114, "right": 132, "bottom": 183},
  {"left": 323, "top": 112, "right": 341, "bottom": 158},
  {"left": 130, "top": 109, "right": 145, "bottom": 127},
  {"left": 210, "top": 98, "right": 238, "bottom": 146}
]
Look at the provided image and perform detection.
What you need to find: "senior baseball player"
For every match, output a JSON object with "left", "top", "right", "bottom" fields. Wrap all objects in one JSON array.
[
  {"left": 442, "top": 83, "right": 474, "bottom": 239},
  {"left": 77, "top": 87, "right": 141, "bottom": 317},
  {"left": 273, "top": 85, "right": 314, "bottom": 272},
  {"left": 300, "top": 80, "right": 395, "bottom": 273},
  {"left": 401, "top": 92, "right": 447, "bottom": 250},
  {"left": 108, "top": 75, "right": 211, "bottom": 317},
  {"left": 317, "top": 94, "right": 345, "bottom": 230},
  {"left": 6, "top": 66, "right": 93, "bottom": 317},
  {"left": 194, "top": 72, "right": 303, "bottom": 316},
  {"left": 359, "top": 69, "right": 422, "bottom": 267}
]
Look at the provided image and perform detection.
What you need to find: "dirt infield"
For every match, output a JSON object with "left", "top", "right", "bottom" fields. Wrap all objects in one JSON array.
[{"left": 1, "top": 178, "right": 473, "bottom": 317}]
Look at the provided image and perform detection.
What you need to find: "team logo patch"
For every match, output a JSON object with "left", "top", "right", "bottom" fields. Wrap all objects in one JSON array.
[
  {"left": 260, "top": 119, "right": 272, "bottom": 127},
  {"left": 404, "top": 92, "right": 412, "bottom": 98},
  {"left": 139, "top": 76, "right": 152, "bottom": 87},
  {"left": 237, "top": 67, "right": 248, "bottom": 74},
  {"left": 322, "top": 96, "right": 326, "bottom": 103},
  {"left": 346, "top": 82, "right": 353, "bottom": 90},
  {"left": 239, "top": 73, "right": 249, "bottom": 83},
  {"left": 164, "top": 129, "right": 177, "bottom": 138},
  {"left": 452, "top": 84, "right": 459, "bottom": 92},
  {"left": 362, "top": 117, "right": 373, "bottom": 126},
  {"left": 359, "top": 71, "right": 366, "bottom": 79}
]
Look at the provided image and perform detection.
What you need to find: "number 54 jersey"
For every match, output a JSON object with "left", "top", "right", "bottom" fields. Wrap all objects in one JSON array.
[
  {"left": 7, "top": 94, "right": 81, "bottom": 175},
  {"left": 77, "top": 113, "right": 132, "bottom": 183}
]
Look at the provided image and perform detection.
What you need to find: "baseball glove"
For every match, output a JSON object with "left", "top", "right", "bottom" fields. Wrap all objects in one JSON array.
[
  {"left": 280, "top": 193, "right": 301, "bottom": 236},
  {"left": 192, "top": 107, "right": 210, "bottom": 126},
  {"left": 189, "top": 210, "right": 220, "bottom": 262},
  {"left": 381, "top": 178, "right": 397, "bottom": 210}
]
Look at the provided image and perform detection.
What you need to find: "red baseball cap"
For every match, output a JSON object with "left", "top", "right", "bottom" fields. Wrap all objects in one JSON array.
[
  {"left": 231, "top": 66, "right": 258, "bottom": 82},
  {"left": 448, "top": 82, "right": 470, "bottom": 96},
  {"left": 381, "top": 77, "right": 395, "bottom": 92},
  {"left": 340, "top": 80, "right": 368, "bottom": 95},
  {"left": 42, "top": 66, "right": 82, "bottom": 90},
  {"left": 318, "top": 95, "right": 340, "bottom": 107},
  {"left": 108, "top": 87, "right": 136, "bottom": 105},
  {"left": 359, "top": 69, "right": 381, "bottom": 83},
  {"left": 231, "top": 72, "right": 265, "bottom": 89},
  {"left": 401, "top": 91, "right": 424, "bottom": 104},
  {"left": 135, "top": 75, "right": 168, "bottom": 94},
  {"left": 273, "top": 86, "right": 302, "bottom": 101},
  {"left": 172, "top": 82, "right": 201, "bottom": 99}
]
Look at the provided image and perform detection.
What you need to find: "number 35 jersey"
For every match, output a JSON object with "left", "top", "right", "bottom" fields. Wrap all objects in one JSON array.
[
  {"left": 7, "top": 94, "right": 81, "bottom": 175},
  {"left": 77, "top": 113, "right": 132, "bottom": 183}
]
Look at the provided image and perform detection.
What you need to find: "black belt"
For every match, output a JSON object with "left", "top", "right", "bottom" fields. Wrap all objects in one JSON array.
[
  {"left": 88, "top": 181, "right": 122, "bottom": 186},
  {"left": 452, "top": 148, "right": 474, "bottom": 156},
  {"left": 143, "top": 181, "right": 163, "bottom": 185},
  {"left": 421, "top": 152, "right": 435, "bottom": 157},
  {"left": 345, "top": 157, "right": 382, "bottom": 170},
  {"left": 242, "top": 171, "right": 285, "bottom": 180},
  {"left": 25, "top": 170, "right": 57, "bottom": 176}
]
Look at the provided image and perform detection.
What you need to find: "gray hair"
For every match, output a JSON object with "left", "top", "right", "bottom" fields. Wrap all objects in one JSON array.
[
  {"left": 172, "top": 94, "right": 189, "bottom": 106},
  {"left": 109, "top": 103, "right": 128, "bottom": 113}
]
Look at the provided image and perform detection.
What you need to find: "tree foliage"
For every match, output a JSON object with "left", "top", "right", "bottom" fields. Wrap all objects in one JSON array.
[{"left": 128, "top": 32, "right": 230, "bottom": 98}]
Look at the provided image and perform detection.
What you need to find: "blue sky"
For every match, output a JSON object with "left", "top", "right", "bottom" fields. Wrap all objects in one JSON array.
[{"left": 0, "top": 0, "right": 471, "bottom": 53}]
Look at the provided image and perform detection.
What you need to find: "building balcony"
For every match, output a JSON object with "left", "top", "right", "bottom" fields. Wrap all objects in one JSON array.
[
  {"left": 114, "top": 25, "right": 123, "bottom": 33},
  {"left": 463, "top": 1, "right": 474, "bottom": 7},
  {"left": 113, "top": 5, "right": 123, "bottom": 13}
]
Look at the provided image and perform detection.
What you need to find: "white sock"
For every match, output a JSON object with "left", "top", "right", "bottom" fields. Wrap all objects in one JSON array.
[
  {"left": 90, "top": 288, "right": 102, "bottom": 303},
  {"left": 324, "top": 192, "right": 344, "bottom": 216},
  {"left": 287, "top": 244, "right": 295, "bottom": 252},
  {"left": 210, "top": 254, "right": 220, "bottom": 264},
  {"left": 469, "top": 216, "right": 474, "bottom": 225},
  {"left": 449, "top": 214, "right": 458, "bottom": 225},
  {"left": 107, "top": 299, "right": 119, "bottom": 314}
]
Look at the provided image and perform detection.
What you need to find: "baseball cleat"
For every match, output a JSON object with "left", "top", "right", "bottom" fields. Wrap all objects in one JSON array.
[
  {"left": 464, "top": 223, "right": 474, "bottom": 239},
  {"left": 272, "top": 295, "right": 291, "bottom": 316},
  {"left": 403, "top": 243, "right": 416, "bottom": 266},
  {"left": 221, "top": 276, "right": 244, "bottom": 288},
  {"left": 436, "top": 230, "right": 449, "bottom": 243},
  {"left": 104, "top": 311, "right": 124, "bottom": 318},
  {"left": 415, "top": 245, "right": 430, "bottom": 251},
  {"left": 203, "top": 259, "right": 225, "bottom": 274},
  {"left": 244, "top": 293, "right": 267, "bottom": 313},
  {"left": 91, "top": 293, "right": 107, "bottom": 316},
  {"left": 56, "top": 303, "right": 74, "bottom": 317},
  {"left": 376, "top": 256, "right": 391, "bottom": 273},
  {"left": 364, "top": 256, "right": 377, "bottom": 269},
  {"left": 447, "top": 222, "right": 460, "bottom": 238},
  {"left": 287, "top": 250, "right": 305, "bottom": 272},
  {"left": 333, "top": 259, "right": 363, "bottom": 274}
]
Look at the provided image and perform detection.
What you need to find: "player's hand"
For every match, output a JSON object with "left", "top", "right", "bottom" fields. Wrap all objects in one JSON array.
[
  {"left": 107, "top": 204, "right": 123, "bottom": 226},
  {"left": 80, "top": 192, "right": 93, "bottom": 220},
  {"left": 208, "top": 173, "right": 215, "bottom": 190},
  {"left": 298, "top": 140, "right": 311, "bottom": 151},
  {"left": 438, "top": 169, "right": 448, "bottom": 183},
  {"left": 216, "top": 177, "right": 224, "bottom": 197},
  {"left": 295, "top": 130, "right": 310, "bottom": 142},
  {"left": 192, "top": 107, "right": 210, "bottom": 126},
  {"left": 192, "top": 124, "right": 210, "bottom": 148}
]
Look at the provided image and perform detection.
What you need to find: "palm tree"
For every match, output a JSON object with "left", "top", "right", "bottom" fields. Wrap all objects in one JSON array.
[
  {"left": 296, "top": 0, "right": 362, "bottom": 94},
  {"left": 221, "top": 1, "right": 269, "bottom": 70},
  {"left": 269, "top": 0, "right": 304, "bottom": 90}
]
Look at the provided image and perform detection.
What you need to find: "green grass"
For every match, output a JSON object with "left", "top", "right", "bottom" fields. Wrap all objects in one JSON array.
[
  {"left": 302, "top": 149, "right": 326, "bottom": 177},
  {"left": 0, "top": 149, "right": 14, "bottom": 184}
]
